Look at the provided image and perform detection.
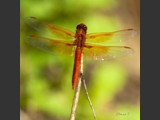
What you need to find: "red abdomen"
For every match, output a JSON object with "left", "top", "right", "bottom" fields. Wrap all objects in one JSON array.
[{"left": 72, "top": 47, "right": 82, "bottom": 89}]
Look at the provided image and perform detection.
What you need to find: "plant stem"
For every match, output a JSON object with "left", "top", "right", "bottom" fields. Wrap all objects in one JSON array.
[
  {"left": 81, "top": 73, "right": 97, "bottom": 120},
  {"left": 69, "top": 54, "right": 83, "bottom": 120},
  {"left": 69, "top": 54, "right": 97, "bottom": 120}
]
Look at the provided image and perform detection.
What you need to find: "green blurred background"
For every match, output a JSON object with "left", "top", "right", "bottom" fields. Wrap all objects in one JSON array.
[{"left": 20, "top": 0, "right": 140, "bottom": 120}]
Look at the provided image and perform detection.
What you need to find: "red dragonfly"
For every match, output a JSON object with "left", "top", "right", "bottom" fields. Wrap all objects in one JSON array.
[{"left": 25, "top": 17, "right": 135, "bottom": 89}]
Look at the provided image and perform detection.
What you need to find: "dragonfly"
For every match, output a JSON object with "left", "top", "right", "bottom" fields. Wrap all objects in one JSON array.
[{"left": 25, "top": 17, "right": 135, "bottom": 90}]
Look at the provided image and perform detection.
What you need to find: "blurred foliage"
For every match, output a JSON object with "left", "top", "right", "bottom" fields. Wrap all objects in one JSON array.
[{"left": 20, "top": 0, "right": 140, "bottom": 120}]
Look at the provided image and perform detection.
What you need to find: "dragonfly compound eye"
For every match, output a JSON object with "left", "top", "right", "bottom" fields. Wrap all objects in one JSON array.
[{"left": 77, "top": 23, "right": 87, "bottom": 30}]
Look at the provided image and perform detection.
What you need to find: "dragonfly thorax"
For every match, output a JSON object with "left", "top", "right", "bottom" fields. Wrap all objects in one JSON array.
[{"left": 75, "top": 34, "right": 85, "bottom": 48}]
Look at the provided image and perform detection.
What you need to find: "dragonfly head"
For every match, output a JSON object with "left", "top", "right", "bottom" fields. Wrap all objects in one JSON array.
[{"left": 76, "top": 23, "right": 87, "bottom": 34}]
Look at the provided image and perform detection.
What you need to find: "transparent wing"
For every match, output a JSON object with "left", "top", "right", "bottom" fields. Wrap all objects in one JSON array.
[
  {"left": 86, "top": 29, "right": 136, "bottom": 45},
  {"left": 84, "top": 29, "right": 135, "bottom": 60},
  {"left": 83, "top": 43, "right": 133, "bottom": 60},
  {"left": 25, "top": 17, "right": 75, "bottom": 40},
  {"left": 25, "top": 35, "right": 76, "bottom": 56}
]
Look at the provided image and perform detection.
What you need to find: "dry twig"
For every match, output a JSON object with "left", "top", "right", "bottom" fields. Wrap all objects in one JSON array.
[{"left": 69, "top": 54, "right": 97, "bottom": 120}]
